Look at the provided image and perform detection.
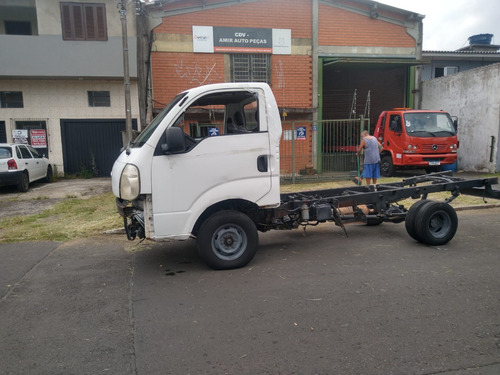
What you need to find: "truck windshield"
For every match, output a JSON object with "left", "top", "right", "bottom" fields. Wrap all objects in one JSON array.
[
  {"left": 131, "top": 93, "right": 187, "bottom": 148},
  {"left": 403, "top": 113, "right": 456, "bottom": 137}
]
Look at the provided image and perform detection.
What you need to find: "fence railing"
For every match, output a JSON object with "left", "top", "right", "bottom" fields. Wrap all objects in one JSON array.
[{"left": 280, "top": 117, "right": 370, "bottom": 183}]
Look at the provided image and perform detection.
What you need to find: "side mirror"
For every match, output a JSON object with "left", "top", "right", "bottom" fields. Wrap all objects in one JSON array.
[
  {"left": 162, "top": 127, "right": 186, "bottom": 154},
  {"left": 453, "top": 119, "right": 458, "bottom": 131}
]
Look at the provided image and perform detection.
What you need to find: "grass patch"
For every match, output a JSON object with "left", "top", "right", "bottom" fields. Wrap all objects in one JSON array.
[
  {"left": 1, "top": 174, "right": 498, "bottom": 244},
  {"left": 0, "top": 192, "right": 122, "bottom": 243}
]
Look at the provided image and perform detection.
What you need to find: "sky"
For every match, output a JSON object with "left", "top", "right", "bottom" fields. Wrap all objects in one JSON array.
[{"left": 377, "top": 0, "right": 500, "bottom": 51}]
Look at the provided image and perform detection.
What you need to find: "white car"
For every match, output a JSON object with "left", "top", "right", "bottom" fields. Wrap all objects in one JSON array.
[{"left": 0, "top": 143, "right": 52, "bottom": 192}]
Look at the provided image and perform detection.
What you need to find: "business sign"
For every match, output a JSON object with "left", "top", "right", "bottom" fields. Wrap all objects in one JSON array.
[
  {"left": 296, "top": 127, "right": 306, "bottom": 140},
  {"left": 213, "top": 27, "right": 272, "bottom": 53},
  {"left": 12, "top": 129, "right": 28, "bottom": 144},
  {"left": 193, "top": 26, "right": 291, "bottom": 55},
  {"left": 30, "top": 129, "right": 47, "bottom": 148},
  {"left": 192, "top": 26, "right": 214, "bottom": 53}
]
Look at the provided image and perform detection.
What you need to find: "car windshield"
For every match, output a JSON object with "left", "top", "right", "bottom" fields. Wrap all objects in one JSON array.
[
  {"left": 0, "top": 146, "right": 12, "bottom": 159},
  {"left": 131, "top": 93, "right": 187, "bottom": 148},
  {"left": 404, "top": 112, "right": 456, "bottom": 137}
]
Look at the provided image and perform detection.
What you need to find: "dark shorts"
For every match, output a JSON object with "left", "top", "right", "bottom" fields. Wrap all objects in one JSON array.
[{"left": 362, "top": 163, "right": 380, "bottom": 179}]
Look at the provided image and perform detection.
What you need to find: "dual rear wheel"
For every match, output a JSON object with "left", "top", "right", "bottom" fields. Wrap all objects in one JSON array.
[{"left": 405, "top": 200, "right": 458, "bottom": 245}]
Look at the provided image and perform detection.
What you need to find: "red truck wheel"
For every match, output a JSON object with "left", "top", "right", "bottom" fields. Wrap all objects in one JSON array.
[
  {"left": 197, "top": 210, "right": 258, "bottom": 270},
  {"left": 380, "top": 155, "right": 395, "bottom": 177}
]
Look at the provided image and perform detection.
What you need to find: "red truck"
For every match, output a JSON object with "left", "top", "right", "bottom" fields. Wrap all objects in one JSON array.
[{"left": 373, "top": 109, "right": 458, "bottom": 176}]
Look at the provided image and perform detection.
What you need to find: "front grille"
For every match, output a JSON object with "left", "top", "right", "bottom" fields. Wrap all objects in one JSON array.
[{"left": 422, "top": 143, "right": 447, "bottom": 152}]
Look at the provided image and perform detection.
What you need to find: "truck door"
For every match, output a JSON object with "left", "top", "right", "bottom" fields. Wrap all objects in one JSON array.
[
  {"left": 150, "top": 89, "right": 274, "bottom": 239},
  {"left": 385, "top": 114, "right": 405, "bottom": 164}
]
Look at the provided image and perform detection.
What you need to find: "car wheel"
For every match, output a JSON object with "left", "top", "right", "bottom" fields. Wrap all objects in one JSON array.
[
  {"left": 17, "top": 171, "right": 30, "bottom": 192},
  {"left": 197, "top": 210, "right": 258, "bottom": 270},
  {"left": 415, "top": 201, "right": 458, "bottom": 246},
  {"left": 44, "top": 165, "right": 53, "bottom": 183}
]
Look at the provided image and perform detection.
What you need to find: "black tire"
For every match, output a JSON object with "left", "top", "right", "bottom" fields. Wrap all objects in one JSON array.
[
  {"left": 405, "top": 199, "right": 432, "bottom": 241},
  {"left": 44, "top": 165, "right": 53, "bottom": 183},
  {"left": 17, "top": 171, "right": 29, "bottom": 192},
  {"left": 415, "top": 201, "right": 458, "bottom": 246},
  {"left": 380, "top": 155, "right": 395, "bottom": 177},
  {"left": 424, "top": 166, "right": 441, "bottom": 174},
  {"left": 197, "top": 210, "right": 258, "bottom": 270}
]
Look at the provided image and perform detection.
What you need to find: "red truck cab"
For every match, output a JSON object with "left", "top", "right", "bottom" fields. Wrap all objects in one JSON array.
[{"left": 373, "top": 109, "right": 458, "bottom": 176}]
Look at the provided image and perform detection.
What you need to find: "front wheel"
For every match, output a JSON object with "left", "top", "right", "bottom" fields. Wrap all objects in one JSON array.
[
  {"left": 380, "top": 155, "right": 395, "bottom": 177},
  {"left": 197, "top": 210, "right": 258, "bottom": 270},
  {"left": 44, "top": 165, "right": 53, "bottom": 183}
]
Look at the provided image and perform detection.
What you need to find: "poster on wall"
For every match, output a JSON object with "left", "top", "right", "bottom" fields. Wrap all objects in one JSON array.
[
  {"left": 30, "top": 129, "right": 47, "bottom": 148},
  {"left": 12, "top": 129, "right": 28, "bottom": 144},
  {"left": 192, "top": 26, "right": 214, "bottom": 53},
  {"left": 193, "top": 26, "right": 291, "bottom": 54}
]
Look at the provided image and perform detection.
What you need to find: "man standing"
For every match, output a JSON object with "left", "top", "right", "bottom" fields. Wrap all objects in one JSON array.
[{"left": 354, "top": 130, "right": 382, "bottom": 185}]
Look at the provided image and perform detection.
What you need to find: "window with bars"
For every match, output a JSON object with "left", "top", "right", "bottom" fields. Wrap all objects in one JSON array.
[
  {"left": 0, "top": 92, "right": 23, "bottom": 108},
  {"left": 88, "top": 91, "right": 111, "bottom": 107},
  {"left": 60, "top": 2, "right": 107, "bottom": 41},
  {"left": 231, "top": 54, "right": 271, "bottom": 83}
]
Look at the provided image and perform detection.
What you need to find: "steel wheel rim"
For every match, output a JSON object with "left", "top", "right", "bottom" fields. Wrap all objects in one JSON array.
[
  {"left": 211, "top": 224, "right": 247, "bottom": 261},
  {"left": 427, "top": 211, "right": 451, "bottom": 238}
]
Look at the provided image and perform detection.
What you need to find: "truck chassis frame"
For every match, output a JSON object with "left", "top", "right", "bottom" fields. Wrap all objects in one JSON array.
[{"left": 120, "top": 172, "right": 499, "bottom": 269}]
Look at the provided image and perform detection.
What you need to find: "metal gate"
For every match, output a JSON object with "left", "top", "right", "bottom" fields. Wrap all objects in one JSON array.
[
  {"left": 60, "top": 119, "right": 136, "bottom": 177},
  {"left": 280, "top": 118, "right": 369, "bottom": 182},
  {"left": 321, "top": 117, "right": 370, "bottom": 175}
]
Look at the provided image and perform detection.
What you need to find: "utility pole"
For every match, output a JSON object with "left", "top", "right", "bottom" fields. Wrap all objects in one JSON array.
[{"left": 120, "top": 0, "right": 133, "bottom": 147}]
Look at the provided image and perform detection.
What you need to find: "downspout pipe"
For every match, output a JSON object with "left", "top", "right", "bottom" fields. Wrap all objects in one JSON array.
[
  {"left": 415, "top": 16, "right": 424, "bottom": 109},
  {"left": 312, "top": 0, "right": 319, "bottom": 168}
]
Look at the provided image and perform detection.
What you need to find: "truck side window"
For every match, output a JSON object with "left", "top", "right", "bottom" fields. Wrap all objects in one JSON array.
[
  {"left": 389, "top": 115, "right": 402, "bottom": 133},
  {"left": 174, "top": 90, "right": 259, "bottom": 139}
]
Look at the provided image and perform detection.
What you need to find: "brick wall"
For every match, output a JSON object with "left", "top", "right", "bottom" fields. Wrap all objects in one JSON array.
[
  {"left": 318, "top": 3, "right": 414, "bottom": 47},
  {"left": 152, "top": 53, "right": 226, "bottom": 106},
  {"left": 155, "top": 0, "right": 312, "bottom": 38},
  {"left": 151, "top": 0, "right": 313, "bottom": 111}
]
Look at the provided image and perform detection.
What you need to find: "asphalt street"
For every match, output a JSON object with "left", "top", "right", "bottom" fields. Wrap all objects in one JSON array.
[{"left": 1, "top": 208, "right": 500, "bottom": 375}]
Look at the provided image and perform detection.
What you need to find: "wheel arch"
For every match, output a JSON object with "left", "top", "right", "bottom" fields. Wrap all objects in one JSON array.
[{"left": 192, "top": 199, "right": 259, "bottom": 236}]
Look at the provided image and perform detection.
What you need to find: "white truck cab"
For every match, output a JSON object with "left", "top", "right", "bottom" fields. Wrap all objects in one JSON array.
[{"left": 112, "top": 83, "right": 282, "bottom": 269}]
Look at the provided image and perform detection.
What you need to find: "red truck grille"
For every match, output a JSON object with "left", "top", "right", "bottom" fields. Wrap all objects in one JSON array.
[{"left": 422, "top": 143, "right": 447, "bottom": 152}]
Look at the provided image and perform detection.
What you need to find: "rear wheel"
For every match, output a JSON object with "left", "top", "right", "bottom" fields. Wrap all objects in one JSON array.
[
  {"left": 17, "top": 171, "right": 29, "bottom": 192},
  {"left": 380, "top": 155, "right": 395, "bottom": 177},
  {"left": 415, "top": 201, "right": 458, "bottom": 246},
  {"left": 197, "top": 210, "right": 258, "bottom": 270},
  {"left": 405, "top": 199, "right": 432, "bottom": 241},
  {"left": 424, "top": 166, "right": 441, "bottom": 174}
]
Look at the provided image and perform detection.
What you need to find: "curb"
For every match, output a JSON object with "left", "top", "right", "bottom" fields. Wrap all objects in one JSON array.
[{"left": 454, "top": 203, "right": 500, "bottom": 211}]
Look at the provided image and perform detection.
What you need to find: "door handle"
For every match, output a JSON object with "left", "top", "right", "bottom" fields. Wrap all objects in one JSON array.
[{"left": 257, "top": 155, "right": 268, "bottom": 172}]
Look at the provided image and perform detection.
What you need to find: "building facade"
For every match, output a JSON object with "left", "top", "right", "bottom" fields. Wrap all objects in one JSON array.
[
  {"left": 422, "top": 34, "right": 500, "bottom": 81},
  {"left": 0, "top": 0, "right": 140, "bottom": 176},
  {"left": 145, "top": 0, "right": 424, "bottom": 123},
  {"left": 141, "top": 0, "right": 424, "bottom": 174}
]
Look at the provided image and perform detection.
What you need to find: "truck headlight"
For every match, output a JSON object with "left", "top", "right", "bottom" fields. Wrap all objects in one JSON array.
[{"left": 120, "top": 164, "right": 140, "bottom": 200}]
